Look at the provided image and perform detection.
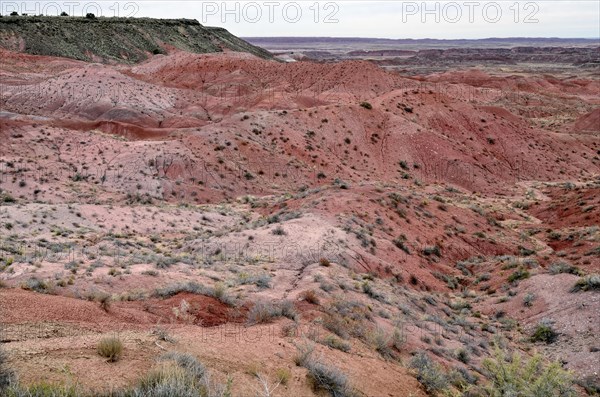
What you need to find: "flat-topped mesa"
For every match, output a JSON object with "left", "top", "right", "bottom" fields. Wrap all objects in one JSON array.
[{"left": 0, "top": 16, "right": 273, "bottom": 63}]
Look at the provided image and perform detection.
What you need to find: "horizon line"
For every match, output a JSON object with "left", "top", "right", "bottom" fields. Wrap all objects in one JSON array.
[{"left": 243, "top": 36, "right": 600, "bottom": 41}]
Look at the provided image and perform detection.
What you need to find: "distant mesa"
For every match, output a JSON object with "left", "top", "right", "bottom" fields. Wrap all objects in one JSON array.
[{"left": 0, "top": 16, "right": 273, "bottom": 63}]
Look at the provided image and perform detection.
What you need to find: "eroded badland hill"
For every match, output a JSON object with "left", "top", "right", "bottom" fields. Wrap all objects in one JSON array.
[{"left": 0, "top": 16, "right": 599, "bottom": 397}]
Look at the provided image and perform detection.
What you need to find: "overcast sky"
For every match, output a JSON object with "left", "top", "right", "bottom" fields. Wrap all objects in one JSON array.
[{"left": 7, "top": 1, "right": 600, "bottom": 39}]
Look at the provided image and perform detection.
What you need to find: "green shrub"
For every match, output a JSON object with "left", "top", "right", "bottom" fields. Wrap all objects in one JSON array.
[
  {"left": 97, "top": 336, "right": 123, "bottom": 362},
  {"left": 482, "top": 348, "right": 575, "bottom": 396},
  {"left": 508, "top": 268, "right": 530, "bottom": 283},
  {"left": 531, "top": 322, "right": 558, "bottom": 344},
  {"left": 359, "top": 102, "right": 372, "bottom": 110}
]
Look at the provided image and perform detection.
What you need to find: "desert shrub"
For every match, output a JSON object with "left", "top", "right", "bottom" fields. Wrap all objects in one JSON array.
[
  {"left": 276, "top": 368, "right": 291, "bottom": 385},
  {"left": 247, "top": 300, "right": 298, "bottom": 324},
  {"left": 422, "top": 246, "right": 441, "bottom": 257},
  {"left": 294, "top": 341, "right": 315, "bottom": 367},
  {"left": 301, "top": 355, "right": 355, "bottom": 397},
  {"left": 245, "top": 301, "right": 274, "bottom": 324},
  {"left": 323, "top": 299, "right": 370, "bottom": 340},
  {"left": 159, "top": 352, "right": 205, "bottom": 380},
  {"left": 21, "top": 277, "right": 52, "bottom": 294},
  {"left": 576, "top": 375, "right": 600, "bottom": 395},
  {"left": 319, "top": 282, "right": 335, "bottom": 292},
  {"left": 450, "top": 366, "right": 478, "bottom": 388},
  {"left": 253, "top": 274, "right": 272, "bottom": 290},
  {"left": 394, "top": 236, "right": 411, "bottom": 254},
  {"left": 155, "top": 255, "right": 178, "bottom": 269},
  {"left": 571, "top": 274, "right": 600, "bottom": 292},
  {"left": 97, "top": 336, "right": 123, "bottom": 362},
  {"left": 4, "top": 383, "right": 80, "bottom": 396},
  {"left": 548, "top": 262, "right": 582, "bottom": 276},
  {"left": 359, "top": 102, "right": 372, "bottom": 110},
  {"left": 301, "top": 289, "right": 320, "bottom": 305},
  {"left": 370, "top": 327, "right": 396, "bottom": 359},
  {"left": 409, "top": 351, "right": 449, "bottom": 394},
  {"left": 531, "top": 322, "right": 558, "bottom": 344},
  {"left": 449, "top": 299, "right": 471, "bottom": 311},
  {"left": 482, "top": 348, "right": 575, "bottom": 397},
  {"left": 448, "top": 368, "right": 478, "bottom": 393},
  {"left": 507, "top": 268, "right": 530, "bottom": 283},
  {"left": 212, "top": 282, "right": 228, "bottom": 303},
  {"left": 153, "top": 281, "right": 210, "bottom": 299},
  {"left": 391, "top": 328, "right": 406, "bottom": 351},
  {"left": 361, "top": 281, "right": 386, "bottom": 302},
  {"left": 134, "top": 353, "right": 231, "bottom": 397},
  {"left": 519, "top": 246, "right": 536, "bottom": 256},
  {"left": 322, "top": 334, "right": 351, "bottom": 353},
  {"left": 95, "top": 292, "right": 111, "bottom": 312},
  {"left": 271, "top": 226, "right": 286, "bottom": 236},
  {"left": 134, "top": 365, "right": 200, "bottom": 397},
  {"left": 279, "top": 300, "right": 298, "bottom": 320},
  {"left": 523, "top": 293, "right": 536, "bottom": 307},
  {"left": 0, "top": 348, "right": 12, "bottom": 390},
  {"left": 456, "top": 348, "right": 470, "bottom": 364},
  {"left": 152, "top": 327, "right": 176, "bottom": 344},
  {"left": 238, "top": 272, "right": 272, "bottom": 290}
]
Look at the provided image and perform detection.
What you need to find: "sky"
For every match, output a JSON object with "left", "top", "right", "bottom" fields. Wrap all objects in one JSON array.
[{"left": 5, "top": 1, "right": 600, "bottom": 39}]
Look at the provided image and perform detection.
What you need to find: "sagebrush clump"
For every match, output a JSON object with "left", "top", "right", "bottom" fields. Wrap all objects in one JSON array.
[
  {"left": 482, "top": 348, "right": 576, "bottom": 397},
  {"left": 97, "top": 336, "right": 123, "bottom": 362},
  {"left": 409, "top": 351, "right": 449, "bottom": 394}
]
